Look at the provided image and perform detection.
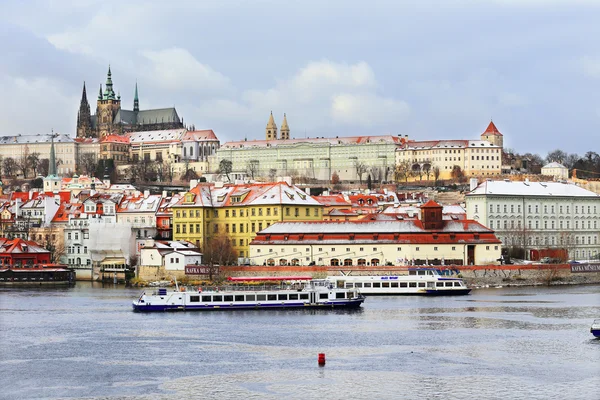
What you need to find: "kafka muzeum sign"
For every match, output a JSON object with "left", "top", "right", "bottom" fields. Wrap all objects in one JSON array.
[
  {"left": 185, "top": 266, "right": 211, "bottom": 275},
  {"left": 570, "top": 263, "right": 600, "bottom": 273}
]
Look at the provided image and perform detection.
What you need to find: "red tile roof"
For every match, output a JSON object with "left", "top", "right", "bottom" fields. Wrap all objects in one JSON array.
[
  {"left": 421, "top": 200, "right": 442, "bottom": 208},
  {"left": 101, "top": 135, "right": 130, "bottom": 144},
  {"left": 0, "top": 238, "right": 50, "bottom": 254},
  {"left": 482, "top": 121, "right": 502, "bottom": 136},
  {"left": 182, "top": 129, "right": 219, "bottom": 141}
]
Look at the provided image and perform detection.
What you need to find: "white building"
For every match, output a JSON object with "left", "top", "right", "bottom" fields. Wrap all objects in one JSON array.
[
  {"left": 466, "top": 180, "right": 600, "bottom": 261},
  {"left": 541, "top": 162, "right": 569, "bottom": 181},
  {"left": 140, "top": 240, "right": 202, "bottom": 271}
]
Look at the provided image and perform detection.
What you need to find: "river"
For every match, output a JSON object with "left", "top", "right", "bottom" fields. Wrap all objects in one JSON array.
[{"left": 1, "top": 283, "right": 599, "bottom": 399}]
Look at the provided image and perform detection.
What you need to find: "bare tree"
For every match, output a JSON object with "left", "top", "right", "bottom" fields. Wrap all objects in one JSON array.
[
  {"left": 77, "top": 152, "right": 97, "bottom": 176},
  {"left": 546, "top": 149, "right": 567, "bottom": 164},
  {"left": 203, "top": 234, "right": 238, "bottom": 280},
  {"left": 218, "top": 159, "right": 232, "bottom": 182},
  {"left": 422, "top": 163, "right": 432, "bottom": 181},
  {"left": 18, "top": 146, "right": 30, "bottom": 179},
  {"left": 245, "top": 160, "right": 260, "bottom": 180},
  {"left": 369, "top": 166, "right": 381, "bottom": 183},
  {"left": 268, "top": 168, "right": 277, "bottom": 182},
  {"left": 394, "top": 161, "right": 411, "bottom": 183},
  {"left": 27, "top": 152, "right": 41, "bottom": 177},
  {"left": 354, "top": 161, "right": 367, "bottom": 184},
  {"left": 2, "top": 157, "right": 18, "bottom": 178},
  {"left": 331, "top": 171, "right": 340, "bottom": 185},
  {"left": 451, "top": 165, "right": 465, "bottom": 182},
  {"left": 411, "top": 163, "right": 422, "bottom": 181},
  {"left": 37, "top": 159, "right": 49, "bottom": 177},
  {"left": 433, "top": 166, "right": 441, "bottom": 185}
]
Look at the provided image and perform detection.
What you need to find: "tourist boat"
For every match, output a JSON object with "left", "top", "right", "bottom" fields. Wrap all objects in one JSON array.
[
  {"left": 132, "top": 276, "right": 365, "bottom": 312},
  {"left": 591, "top": 320, "right": 600, "bottom": 338},
  {"left": 326, "top": 268, "right": 471, "bottom": 296}
]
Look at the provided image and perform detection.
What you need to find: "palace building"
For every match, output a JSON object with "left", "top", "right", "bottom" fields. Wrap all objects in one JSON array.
[{"left": 77, "top": 66, "right": 184, "bottom": 139}]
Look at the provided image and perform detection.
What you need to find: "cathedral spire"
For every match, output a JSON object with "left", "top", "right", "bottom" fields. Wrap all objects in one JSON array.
[
  {"left": 81, "top": 81, "right": 88, "bottom": 102},
  {"left": 280, "top": 113, "right": 290, "bottom": 140},
  {"left": 133, "top": 81, "right": 139, "bottom": 112},
  {"left": 48, "top": 132, "right": 57, "bottom": 177},
  {"left": 104, "top": 65, "right": 116, "bottom": 100},
  {"left": 266, "top": 111, "right": 277, "bottom": 140},
  {"left": 98, "top": 84, "right": 103, "bottom": 100},
  {"left": 77, "top": 81, "right": 93, "bottom": 138}
]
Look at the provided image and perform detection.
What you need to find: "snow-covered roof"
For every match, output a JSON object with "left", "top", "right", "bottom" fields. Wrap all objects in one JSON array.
[
  {"left": 467, "top": 180, "right": 600, "bottom": 197},
  {"left": 542, "top": 162, "right": 567, "bottom": 169}
]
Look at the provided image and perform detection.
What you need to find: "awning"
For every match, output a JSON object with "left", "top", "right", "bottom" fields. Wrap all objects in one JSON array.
[{"left": 100, "top": 258, "right": 126, "bottom": 265}]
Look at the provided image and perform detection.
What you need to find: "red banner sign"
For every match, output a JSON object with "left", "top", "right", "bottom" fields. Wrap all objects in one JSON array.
[{"left": 185, "top": 266, "right": 212, "bottom": 275}]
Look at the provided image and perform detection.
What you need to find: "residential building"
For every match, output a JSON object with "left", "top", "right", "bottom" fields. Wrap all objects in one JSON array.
[
  {"left": 172, "top": 181, "right": 324, "bottom": 259},
  {"left": 0, "top": 238, "right": 51, "bottom": 267},
  {"left": 100, "top": 135, "right": 130, "bottom": 165},
  {"left": 129, "top": 129, "right": 187, "bottom": 164},
  {"left": 466, "top": 180, "right": 600, "bottom": 261},
  {"left": 249, "top": 200, "right": 501, "bottom": 266},
  {"left": 541, "top": 162, "right": 569, "bottom": 181},
  {"left": 139, "top": 240, "right": 202, "bottom": 270}
]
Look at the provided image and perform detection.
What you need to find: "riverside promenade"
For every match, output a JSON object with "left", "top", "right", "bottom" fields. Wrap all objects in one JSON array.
[{"left": 139, "top": 263, "right": 600, "bottom": 288}]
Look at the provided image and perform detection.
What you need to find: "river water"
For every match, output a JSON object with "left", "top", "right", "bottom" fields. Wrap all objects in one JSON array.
[{"left": 1, "top": 283, "right": 599, "bottom": 400}]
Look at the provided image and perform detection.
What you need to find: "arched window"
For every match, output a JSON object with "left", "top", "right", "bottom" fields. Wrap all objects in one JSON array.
[
  {"left": 76, "top": 257, "right": 81, "bottom": 265},
  {"left": 183, "top": 147, "right": 187, "bottom": 157},
  {"left": 190, "top": 146, "right": 194, "bottom": 156},
  {"left": 330, "top": 258, "right": 340, "bottom": 266},
  {"left": 267, "top": 258, "right": 275, "bottom": 266},
  {"left": 357, "top": 259, "right": 366, "bottom": 266},
  {"left": 343, "top": 259, "right": 353, "bottom": 266},
  {"left": 371, "top": 258, "right": 380, "bottom": 266},
  {"left": 291, "top": 258, "right": 299, "bottom": 266},
  {"left": 279, "top": 259, "right": 288, "bottom": 266}
]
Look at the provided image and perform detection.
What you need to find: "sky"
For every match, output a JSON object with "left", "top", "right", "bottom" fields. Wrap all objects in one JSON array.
[{"left": 0, "top": 0, "right": 598, "bottom": 156}]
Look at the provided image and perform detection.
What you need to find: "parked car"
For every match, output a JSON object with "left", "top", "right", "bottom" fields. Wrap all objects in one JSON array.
[{"left": 540, "top": 257, "right": 552, "bottom": 264}]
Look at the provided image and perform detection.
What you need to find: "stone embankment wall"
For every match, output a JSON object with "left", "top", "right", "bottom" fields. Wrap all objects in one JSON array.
[{"left": 137, "top": 264, "right": 600, "bottom": 288}]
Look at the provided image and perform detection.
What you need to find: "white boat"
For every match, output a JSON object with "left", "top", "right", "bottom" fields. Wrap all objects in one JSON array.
[
  {"left": 591, "top": 320, "right": 600, "bottom": 338},
  {"left": 326, "top": 268, "right": 471, "bottom": 296},
  {"left": 132, "top": 276, "right": 365, "bottom": 312}
]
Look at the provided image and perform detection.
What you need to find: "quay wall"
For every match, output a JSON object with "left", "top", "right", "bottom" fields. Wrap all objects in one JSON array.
[{"left": 138, "top": 263, "right": 600, "bottom": 288}]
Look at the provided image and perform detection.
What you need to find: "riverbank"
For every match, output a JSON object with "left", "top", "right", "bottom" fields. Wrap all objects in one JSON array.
[{"left": 135, "top": 263, "right": 600, "bottom": 288}]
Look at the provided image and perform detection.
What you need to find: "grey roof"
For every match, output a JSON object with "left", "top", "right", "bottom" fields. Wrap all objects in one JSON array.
[
  {"left": 0, "top": 133, "right": 73, "bottom": 144},
  {"left": 114, "top": 109, "right": 137, "bottom": 125},
  {"left": 542, "top": 162, "right": 567, "bottom": 169},
  {"left": 467, "top": 180, "right": 600, "bottom": 198}
]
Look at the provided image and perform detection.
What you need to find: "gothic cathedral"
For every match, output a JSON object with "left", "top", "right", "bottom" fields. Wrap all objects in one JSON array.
[{"left": 77, "top": 66, "right": 184, "bottom": 138}]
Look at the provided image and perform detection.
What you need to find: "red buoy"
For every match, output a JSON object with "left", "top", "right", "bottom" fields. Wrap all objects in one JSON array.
[{"left": 318, "top": 353, "right": 326, "bottom": 366}]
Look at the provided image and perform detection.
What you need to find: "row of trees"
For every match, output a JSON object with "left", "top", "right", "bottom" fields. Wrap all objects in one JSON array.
[
  {"left": 546, "top": 149, "right": 600, "bottom": 179},
  {"left": 0, "top": 152, "right": 100, "bottom": 180}
]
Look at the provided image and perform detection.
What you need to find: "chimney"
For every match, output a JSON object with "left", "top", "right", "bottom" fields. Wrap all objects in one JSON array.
[
  {"left": 469, "top": 178, "right": 478, "bottom": 192},
  {"left": 15, "top": 198, "right": 21, "bottom": 217},
  {"left": 29, "top": 189, "right": 34, "bottom": 200},
  {"left": 162, "top": 190, "right": 167, "bottom": 198},
  {"left": 143, "top": 190, "right": 150, "bottom": 199},
  {"left": 190, "top": 179, "right": 198, "bottom": 190}
]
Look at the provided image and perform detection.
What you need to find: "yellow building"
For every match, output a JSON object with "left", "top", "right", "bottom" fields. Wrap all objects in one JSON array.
[{"left": 172, "top": 181, "right": 324, "bottom": 260}]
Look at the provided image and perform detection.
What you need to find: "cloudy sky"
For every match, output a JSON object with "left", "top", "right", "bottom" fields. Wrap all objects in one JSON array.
[{"left": 1, "top": 0, "right": 598, "bottom": 155}]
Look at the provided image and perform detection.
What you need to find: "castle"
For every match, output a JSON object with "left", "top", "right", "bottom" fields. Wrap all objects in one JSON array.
[{"left": 76, "top": 66, "right": 184, "bottom": 139}]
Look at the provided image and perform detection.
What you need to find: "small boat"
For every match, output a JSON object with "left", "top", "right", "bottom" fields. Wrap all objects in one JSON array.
[
  {"left": 591, "top": 320, "right": 600, "bottom": 338},
  {"left": 132, "top": 276, "right": 365, "bottom": 312},
  {"left": 326, "top": 268, "right": 471, "bottom": 296}
]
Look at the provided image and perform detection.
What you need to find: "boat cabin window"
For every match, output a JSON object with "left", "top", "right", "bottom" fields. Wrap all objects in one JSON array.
[
  {"left": 436, "top": 282, "right": 444, "bottom": 287},
  {"left": 400, "top": 282, "right": 407, "bottom": 288},
  {"left": 235, "top": 295, "right": 244, "bottom": 301},
  {"left": 224, "top": 295, "right": 234, "bottom": 302},
  {"left": 363, "top": 282, "right": 372, "bottom": 288},
  {"left": 418, "top": 270, "right": 426, "bottom": 276},
  {"left": 190, "top": 296, "right": 200, "bottom": 302},
  {"left": 409, "top": 282, "right": 417, "bottom": 288},
  {"left": 246, "top": 294, "right": 256, "bottom": 301},
  {"left": 300, "top": 293, "right": 309, "bottom": 300},
  {"left": 213, "top": 295, "right": 223, "bottom": 302},
  {"left": 454, "top": 282, "right": 462, "bottom": 287},
  {"left": 319, "top": 293, "right": 328, "bottom": 299},
  {"left": 267, "top": 294, "right": 277, "bottom": 301},
  {"left": 345, "top": 283, "right": 354, "bottom": 288},
  {"left": 278, "top": 294, "right": 288, "bottom": 301},
  {"left": 336, "top": 292, "right": 346, "bottom": 299},
  {"left": 445, "top": 282, "right": 453, "bottom": 287},
  {"left": 409, "top": 270, "right": 416, "bottom": 276},
  {"left": 382, "top": 282, "right": 389, "bottom": 288},
  {"left": 391, "top": 282, "right": 398, "bottom": 288},
  {"left": 257, "top": 294, "right": 267, "bottom": 301},
  {"left": 354, "top": 282, "right": 363, "bottom": 288},
  {"left": 202, "top": 295, "right": 212, "bottom": 302},
  {"left": 373, "top": 282, "right": 381, "bottom": 288},
  {"left": 289, "top": 293, "right": 298, "bottom": 300},
  {"left": 418, "top": 282, "right": 426, "bottom": 288}
]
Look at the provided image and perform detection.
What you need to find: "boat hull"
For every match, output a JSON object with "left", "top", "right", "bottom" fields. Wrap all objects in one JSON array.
[
  {"left": 592, "top": 329, "right": 600, "bottom": 338},
  {"left": 132, "top": 299, "right": 364, "bottom": 312}
]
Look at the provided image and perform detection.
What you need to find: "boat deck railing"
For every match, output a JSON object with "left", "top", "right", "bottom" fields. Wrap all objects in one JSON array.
[{"left": 152, "top": 283, "right": 318, "bottom": 295}]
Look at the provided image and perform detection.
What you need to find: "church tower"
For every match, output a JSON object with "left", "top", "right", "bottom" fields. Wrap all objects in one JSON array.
[
  {"left": 266, "top": 111, "right": 278, "bottom": 140},
  {"left": 133, "top": 82, "right": 139, "bottom": 112},
  {"left": 481, "top": 120, "right": 504, "bottom": 148},
  {"left": 280, "top": 113, "right": 290, "bottom": 140},
  {"left": 76, "top": 82, "right": 93, "bottom": 138},
  {"left": 43, "top": 133, "right": 62, "bottom": 193},
  {"left": 95, "top": 66, "right": 122, "bottom": 138}
]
